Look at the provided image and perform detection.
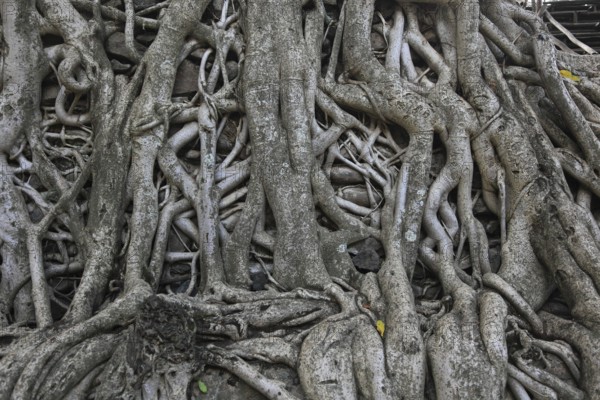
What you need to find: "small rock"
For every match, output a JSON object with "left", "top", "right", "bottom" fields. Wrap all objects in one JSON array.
[
  {"left": 329, "top": 166, "right": 364, "bottom": 185},
  {"left": 106, "top": 32, "right": 147, "bottom": 61},
  {"left": 28, "top": 205, "right": 45, "bottom": 223},
  {"left": 351, "top": 248, "right": 381, "bottom": 272},
  {"left": 170, "top": 279, "right": 191, "bottom": 294},
  {"left": 338, "top": 186, "right": 381, "bottom": 208},
  {"left": 473, "top": 197, "right": 491, "bottom": 214},
  {"left": 370, "top": 32, "right": 386, "bottom": 52},
  {"left": 217, "top": 118, "right": 238, "bottom": 152},
  {"left": 225, "top": 60, "right": 239, "bottom": 81},
  {"left": 484, "top": 220, "right": 500, "bottom": 235},
  {"left": 42, "top": 84, "right": 59, "bottom": 105},
  {"left": 488, "top": 246, "right": 502, "bottom": 273},
  {"left": 167, "top": 231, "right": 194, "bottom": 253},
  {"left": 249, "top": 261, "right": 271, "bottom": 291},
  {"left": 135, "top": 33, "right": 157, "bottom": 46},
  {"left": 172, "top": 60, "right": 199, "bottom": 96},
  {"left": 430, "top": 151, "right": 445, "bottom": 177},
  {"left": 347, "top": 237, "right": 382, "bottom": 255}
]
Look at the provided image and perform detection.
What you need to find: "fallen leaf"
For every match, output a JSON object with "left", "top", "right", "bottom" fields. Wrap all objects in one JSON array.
[
  {"left": 559, "top": 69, "right": 581, "bottom": 82},
  {"left": 376, "top": 320, "right": 385, "bottom": 337},
  {"left": 198, "top": 380, "right": 208, "bottom": 394}
]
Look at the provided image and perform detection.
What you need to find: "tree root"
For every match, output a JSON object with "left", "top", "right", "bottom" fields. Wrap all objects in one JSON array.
[{"left": 3, "top": 0, "right": 600, "bottom": 398}]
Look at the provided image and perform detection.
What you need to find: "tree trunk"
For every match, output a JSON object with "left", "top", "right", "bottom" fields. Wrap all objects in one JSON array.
[{"left": 1, "top": 0, "right": 600, "bottom": 398}]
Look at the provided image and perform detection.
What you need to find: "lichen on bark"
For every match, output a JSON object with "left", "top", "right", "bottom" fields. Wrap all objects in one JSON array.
[{"left": 1, "top": 0, "right": 600, "bottom": 398}]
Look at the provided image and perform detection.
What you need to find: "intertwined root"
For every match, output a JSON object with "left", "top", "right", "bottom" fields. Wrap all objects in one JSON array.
[
  {"left": 428, "top": 290, "right": 507, "bottom": 400},
  {"left": 2, "top": 0, "right": 600, "bottom": 398}
]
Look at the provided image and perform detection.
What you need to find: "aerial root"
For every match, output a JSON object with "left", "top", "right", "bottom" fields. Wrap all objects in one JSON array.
[
  {"left": 540, "top": 312, "right": 600, "bottom": 398},
  {"left": 482, "top": 273, "right": 543, "bottom": 334},
  {"left": 34, "top": 333, "right": 121, "bottom": 400},
  {"left": 0, "top": 283, "right": 151, "bottom": 400},
  {"left": 203, "top": 346, "right": 299, "bottom": 400},
  {"left": 513, "top": 357, "right": 584, "bottom": 400},
  {"left": 508, "top": 364, "right": 559, "bottom": 400}
]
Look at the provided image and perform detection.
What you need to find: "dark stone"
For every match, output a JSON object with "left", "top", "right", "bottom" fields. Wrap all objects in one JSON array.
[
  {"left": 488, "top": 246, "right": 502, "bottom": 273},
  {"left": 172, "top": 60, "right": 199, "bottom": 96},
  {"left": 473, "top": 197, "right": 491, "bottom": 214},
  {"left": 106, "top": 32, "right": 147, "bottom": 61},
  {"left": 42, "top": 84, "right": 59, "bottom": 105},
  {"left": 329, "top": 165, "right": 364, "bottom": 185},
  {"left": 171, "top": 279, "right": 192, "bottom": 294},
  {"left": 485, "top": 220, "right": 500, "bottom": 235},
  {"left": 351, "top": 248, "right": 381, "bottom": 272},
  {"left": 225, "top": 60, "right": 239, "bottom": 80},
  {"left": 135, "top": 33, "right": 157, "bottom": 45},
  {"left": 249, "top": 261, "right": 270, "bottom": 291},
  {"left": 28, "top": 205, "right": 44, "bottom": 224},
  {"left": 167, "top": 230, "right": 194, "bottom": 253},
  {"left": 338, "top": 186, "right": 381, "bottom": 207},
  {"left": 370, "top": 32, "right": 386, "bottom": 52},
  {"left": 217, "top": 117, "right": 238, "bottom": 153},
  {"left": 430, "top": 151, "right": 446, "bottom": 177},
  {"left": 347, "top": 237, "right": 382, "bottom": 255}
]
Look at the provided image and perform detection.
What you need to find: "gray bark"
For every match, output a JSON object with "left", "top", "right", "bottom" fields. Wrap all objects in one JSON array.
[{"left": 1, "top": 0, "right": 600, "bottom": 398}]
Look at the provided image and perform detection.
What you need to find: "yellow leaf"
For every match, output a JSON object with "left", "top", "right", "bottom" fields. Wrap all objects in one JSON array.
[
  {"left": 376, "top": 320, "right": 385, "bottom": 337},
  {"left": 559, "top": 69, "right": 581, "bottom": 82}
]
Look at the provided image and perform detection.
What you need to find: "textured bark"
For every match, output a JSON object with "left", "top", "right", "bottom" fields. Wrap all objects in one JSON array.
[{"left": 1, "top": 0, "right": 600, "bottom": 398}]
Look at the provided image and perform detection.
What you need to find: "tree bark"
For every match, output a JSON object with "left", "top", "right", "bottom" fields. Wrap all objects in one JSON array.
[{"left": 1, "top": 0, "right": 600, "bottom": 398}]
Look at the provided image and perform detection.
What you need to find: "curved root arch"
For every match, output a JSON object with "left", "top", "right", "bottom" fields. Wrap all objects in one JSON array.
[{"left": 1, "top": 0, "right": 600, "bottom": 398}]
